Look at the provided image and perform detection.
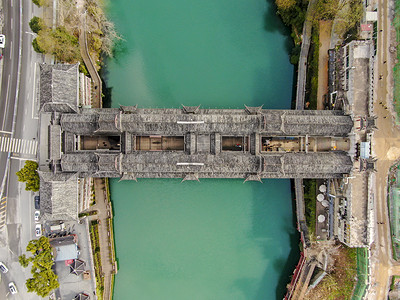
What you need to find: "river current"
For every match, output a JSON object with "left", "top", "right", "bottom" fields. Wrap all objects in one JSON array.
[{"left": 105, "top": 0, "right": 299, "bottom": 299}]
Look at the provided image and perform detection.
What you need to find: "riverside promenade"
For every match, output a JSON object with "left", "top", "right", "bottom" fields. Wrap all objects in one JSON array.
[
  {"left": 285, "top": 1, "right": 318, "bottom": 299},
  {"left": 77, "top": 4, "right": 115, "bottom": 298},
  {"left": 92, "top": 178, "right": 117, "bottom": 300}
]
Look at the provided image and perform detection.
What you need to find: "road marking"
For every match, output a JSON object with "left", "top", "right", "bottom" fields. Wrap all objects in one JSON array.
[
  {"left": 5, "top": 138, "right": 9, "bottom": 152},
  {"left": 2, "top": 76, "right": 11, "bottom": 130},
  {"left": 32, "top": 63, "right": 38, "bottom": 120},
  {"left": 9, "top": 41, "right": 12, "bottom": 60},
  {"left": 11, "top": 21, "right": 12, "bottom": 31},
  {"left": 28, "top": 140, "right": 33, "bottom": 154},
  {"left": 16, "top": 139, "right": 21, "bottom": 152},
  {"left": 21, "top": 140, "right": 27, "bottom": 153}
]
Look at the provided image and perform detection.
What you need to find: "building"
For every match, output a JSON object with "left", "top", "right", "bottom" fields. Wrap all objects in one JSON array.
[
  {"left": 327, "top": 40, "right": 376, "bottom": 247},
  {"left": 50, "top": 236, "right": 79, "bottom": 262}
]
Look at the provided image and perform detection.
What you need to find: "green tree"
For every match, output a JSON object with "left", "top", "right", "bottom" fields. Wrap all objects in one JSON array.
[
  {"left": 26, "top": 270, "right": 60, "bottom": 297},
  {"left": 21, "top": 237, "right": 59, "bottom": 298},
  {"left": 32, "top": 38, "right": 45, "bottom": 53},
  {"left": 32, "top": 0, "right": 47, "bottom": 7},
  {"left": 16, "top": 160, "right": 40, "bottom": 192},
  {"left": 18, "top": 254, "right": 31, "bottom": 268},
  {"left": 275, "top": 0, "right": 296, "bottom": 10},
  {"left": 34, "top": 26, "right": 80, "bottom": 63},
  {"left": 29, "top": 16, "right": 45, "bottom": 34}
]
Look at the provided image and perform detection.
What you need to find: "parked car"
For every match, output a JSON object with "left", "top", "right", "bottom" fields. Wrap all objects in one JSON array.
[
  {"left": 35, "top": 224, "right": 42, "bottom": 237},
  {"left": 34, "top": 196, "right": 40, "bottom": 210},
  {"left": 34, "top": 210, "right": 40, "bottom": 222},
  {"left": 0, "top": 261, "right": 8, "bottom": 273},
  {"left": 9, "top": 282, "right": 17, "bottom": 294},
  {"left": 0, "top": 35, "right": 5, "bottom": 48}
]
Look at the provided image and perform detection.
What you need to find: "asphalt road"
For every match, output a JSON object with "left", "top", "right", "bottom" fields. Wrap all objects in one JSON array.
[
  {"left": 0, "top": 0, "right": 21, "bottom": 202},
  {"left": 0, "top": 0, "right": 42, "bottom": 299}
]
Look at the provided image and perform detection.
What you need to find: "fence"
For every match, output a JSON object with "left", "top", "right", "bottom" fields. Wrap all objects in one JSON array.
[
  {"left": 351, "top": 247, "right": 369, "bottom": 300},
  {"left": 393, "top": 0, "right": 400, "bottom": 121},
  {"left": 388, "top": 165, "right": 400, "bottom": 260}
]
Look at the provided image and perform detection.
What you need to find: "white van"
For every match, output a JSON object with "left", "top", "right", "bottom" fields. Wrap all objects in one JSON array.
[{"left": 50, "top": 223, "right": 65, "bottom": 232}]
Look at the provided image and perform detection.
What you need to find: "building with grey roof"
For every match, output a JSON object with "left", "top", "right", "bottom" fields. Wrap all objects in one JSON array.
[{"left": 39, "top": 104, "right": 355, "bottom": 181}]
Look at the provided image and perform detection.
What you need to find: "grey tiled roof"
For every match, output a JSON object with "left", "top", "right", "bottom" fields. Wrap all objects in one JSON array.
[
  {"left": 39, "top": 64, "right": 79, "bottom": 113},
  {"left": 39, "top": 172, "right": 78, "bottom": 221},
  {"left": 58, "top": 108, "right": 353, "bottom": 137}
]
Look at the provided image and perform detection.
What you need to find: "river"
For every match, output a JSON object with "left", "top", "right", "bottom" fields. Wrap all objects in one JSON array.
[{"left": 105, "top": 0, "right": 298, "bottom": 299}]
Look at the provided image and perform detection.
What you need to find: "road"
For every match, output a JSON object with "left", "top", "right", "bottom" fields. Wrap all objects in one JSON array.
[
  {"left": 0, "top": 0, "right": 21, "bottom": 210},
  {"left": 0, "top": 0, "right": 42, "bottom": 299},
  {"left": 369, "top": 0, "right": 400, "bottom": 299}
]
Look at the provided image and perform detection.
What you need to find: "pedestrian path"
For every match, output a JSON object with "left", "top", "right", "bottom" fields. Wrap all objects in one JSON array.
[{"left": 0, "top": 136, "right": 37, "bottom": 155}]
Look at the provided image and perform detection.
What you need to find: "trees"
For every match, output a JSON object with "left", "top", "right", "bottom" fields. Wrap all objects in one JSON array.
[
  {"left": 29, "top": 16, "right": 45, "bottom": 34},
  {"left": 16, "top": 160, "right": 40, "bottom": 192},
  {"left": 33, "top": 26, "right": 80, "bottom": 63},
  {"left": 32, "top": 0, "right": 49, "bottom": 7},
  {"left": 19, "top": 237, "right": 60, "bottom": 298},
  {"left": 275, "top": 0, "right": 297, "bottom": 10}
]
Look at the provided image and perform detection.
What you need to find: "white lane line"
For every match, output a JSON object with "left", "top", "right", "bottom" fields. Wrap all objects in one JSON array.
[
  {"left": 25, "top": 140, "right": 30, "bottom": 154},
  {"left": 31, "top": 63, "right": 38, "bottom": 119},
  {"left": 11, "top": 20, "right": 13, "bottom": 31},
  {"left": 2, "top": 137, "right": 7, "bottom": 152},
  {"left": 33, "top": 142, "right": 37, "bottom": 154},
  {"left": 2, "top": 76, "right": 11, "bottom": 130},
  {"left": 9, "top": 41, "right": 12, "bottom": 60},
  {"left": 10, "top": 139, "right": 15, "bottom": 153},
  {"left": 21, "top": 140, "right": 27, "bottom": 153},
  {"left": 5, "top": 138, "right": 9, "bottom": 152},
  {"left": 28, "top": 140, "right": 34, "bottom": 154}
]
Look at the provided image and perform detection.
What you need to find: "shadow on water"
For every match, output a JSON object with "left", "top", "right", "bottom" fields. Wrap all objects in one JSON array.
[
  {"left": 246, "top": 180, "right": 300, "bottom": 300},
  {"left": 99, "top": 56, "right": 113, "bottom": 108},
  {"left": 263, "top": 0, "right": 293, "bottom": 55},
  {"left": 272, "top": 181, "right": 300, "bottom": 300}
]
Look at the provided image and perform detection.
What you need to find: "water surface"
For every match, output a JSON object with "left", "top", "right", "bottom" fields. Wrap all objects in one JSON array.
[{"left": 105, "top": 0, "right": 298, "bottom": 299}]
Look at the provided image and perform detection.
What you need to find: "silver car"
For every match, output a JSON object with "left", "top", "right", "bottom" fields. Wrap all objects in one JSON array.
[
  {"left": 34, "top": 210, "right": 40, "bottom": 222},
  {"left": 0, "top": 35, "right": 5, "bottom": 48},
  {"left": 35, "top": 224, "right": 42, "bottom": 237},
  {"left": 0, "top": 261, "right": 8, "bottom": 273},
  {"left": 9, "top": 282, "right": 18, "bottom": 294}
]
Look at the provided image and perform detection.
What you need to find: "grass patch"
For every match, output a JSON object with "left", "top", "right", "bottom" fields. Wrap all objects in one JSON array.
[
  {"left": 304, "top": 179, "right": 317, "bottom": 237},
  {"left": 306, "top": 245, "right": 358, "bottom": 300},
  {"left": 89, "top": 220, "right": 104, "bottom": 299},
  {"left": 78, "top": 210, "right": 98, "bottom": 218}
]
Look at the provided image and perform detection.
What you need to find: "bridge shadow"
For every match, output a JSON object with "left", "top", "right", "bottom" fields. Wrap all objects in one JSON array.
[{"left": 241, "top": 179, "right": 300, "bottom": 300}]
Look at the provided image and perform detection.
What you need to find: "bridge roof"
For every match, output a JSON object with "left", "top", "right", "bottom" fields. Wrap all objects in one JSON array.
[{"left": 59, "top": 108, "right": 353, "bottom": 137}]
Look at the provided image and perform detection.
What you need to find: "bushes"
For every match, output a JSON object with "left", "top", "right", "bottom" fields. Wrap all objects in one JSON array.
[
  {"left": 16, "top": 160, "right": 40, "bottom": 192},
  {"left": 304, "top": 179, "right": 317, "bottom": 236},
  {"left": 32, "top": 0, "right": 47, "bottom": 7},
  {"left": 90, "top": 220, "right": 104, "bottom": 299},
  {"left": 29, "top": 16, "right": 45, "bottom": 34},
  {"left": 19, "top": 237, "right": 60, "bottom": 298}
]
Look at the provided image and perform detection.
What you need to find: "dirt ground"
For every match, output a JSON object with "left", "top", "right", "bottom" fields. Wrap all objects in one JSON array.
[{"left": 317, "top": 20, "right": 332, "bottom": 110}]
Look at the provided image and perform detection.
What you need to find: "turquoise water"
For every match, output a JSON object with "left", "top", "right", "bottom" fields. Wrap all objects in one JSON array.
[{"left": 105, "top": 0, "right": 298, "bottom": 299}]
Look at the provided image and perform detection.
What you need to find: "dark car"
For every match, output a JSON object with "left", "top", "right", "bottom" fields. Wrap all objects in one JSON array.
[{"left": 34, "top": 196, "right": 40, "bottom": 210}]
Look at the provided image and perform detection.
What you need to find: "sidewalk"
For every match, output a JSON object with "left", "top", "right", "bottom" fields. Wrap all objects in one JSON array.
[{"left": 91, "top": 178, "right": 115, "bottom": 300}]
